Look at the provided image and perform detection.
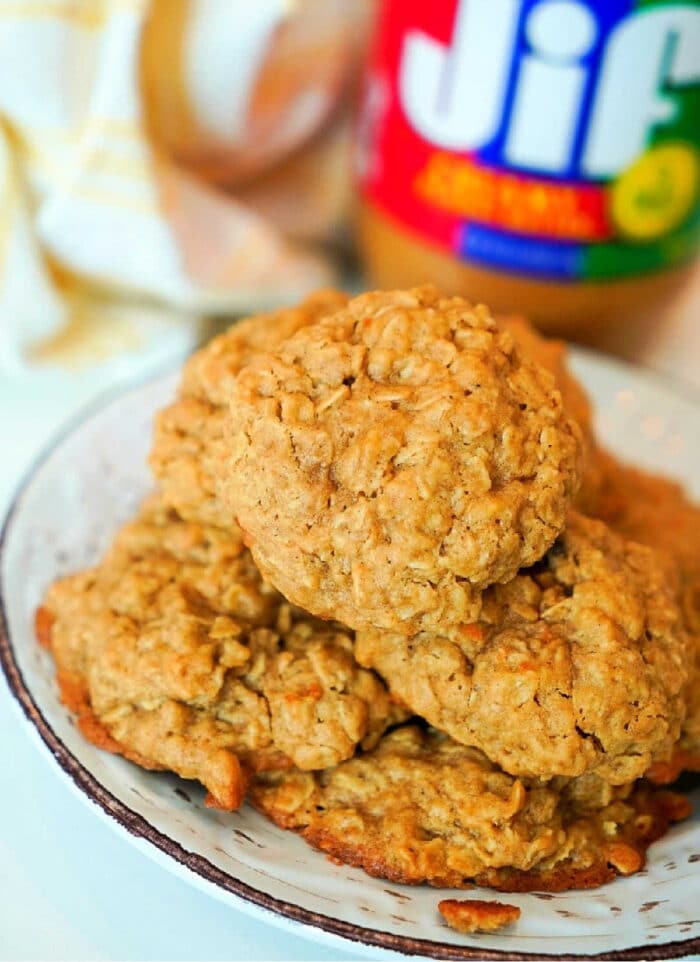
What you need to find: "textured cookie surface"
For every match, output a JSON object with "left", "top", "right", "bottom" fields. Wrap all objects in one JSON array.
[
  {"left": 498, "top": 315, "right": 601, "bottom": 510},
  {"left": 594, "top": 453, "right": 700, "bottom": 771},
  {"left": 252, "top": 725, "right": 690, "bottom": 891},
  {"left": 498, "top": 315, "right": 593, "bottom": 444},
  {"left": 40, "top": 496, "right": 402, "bottom": 809},
  {"left": 355, "top": 512, "right": 690, "bottom": 783},
  {"left": 224, "top": 286, "right": 582, "bottom": 633},
  {"left": 150, "top": 290, "right": 349, "bottom": 528}
]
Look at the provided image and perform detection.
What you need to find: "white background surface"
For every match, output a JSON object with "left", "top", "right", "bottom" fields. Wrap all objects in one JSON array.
[{"left": 1, "top": 273, "right": 699, "bottom": 962}]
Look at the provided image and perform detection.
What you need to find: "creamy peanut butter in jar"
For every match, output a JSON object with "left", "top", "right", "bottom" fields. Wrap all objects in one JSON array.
[{"left": 356, "top": 0, "right": 700, "bottom": 339}]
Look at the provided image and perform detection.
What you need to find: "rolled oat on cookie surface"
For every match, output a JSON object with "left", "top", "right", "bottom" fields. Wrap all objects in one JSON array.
[
  {"left": 38, "top": 494, "right": 404, "bottom": 810},
  {"left": 251, "top": 724, "right": 691, "bottom": 892},
  {"left": 355, "top": 512, "right": 690, "bottom": 784},
  {"left": 223, "top": 285, "right": 583, "bottom": 634},
  {"left": 150, "top": 289, "right": 349, "bottom": 529}
]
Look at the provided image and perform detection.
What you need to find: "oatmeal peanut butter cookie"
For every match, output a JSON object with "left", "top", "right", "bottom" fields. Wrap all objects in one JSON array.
[
  {"left": 594, "top": 453, "right": 700, "bottom": 777},
  {"left": 355, "top": 513, "right": 690, "bottom": 783},
  {"left": 39, "top": 496, "right": 403, "bottom": 809},
  {"left": 150, "top": 289, "right": 349, "bottom": 528},
  {"left": 251, "top": 725, "right": 690, "bottom": 891},
  {"left": 224, "top": 286, "right": 582, "bottom": 633},
  {"left": 151, "top": 297, "right": 589, "bottom": 537}
]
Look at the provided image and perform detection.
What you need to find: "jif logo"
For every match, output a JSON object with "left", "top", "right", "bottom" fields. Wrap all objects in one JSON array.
[{"left": 398, "top": 0, "right": 700, "bottom": 177}]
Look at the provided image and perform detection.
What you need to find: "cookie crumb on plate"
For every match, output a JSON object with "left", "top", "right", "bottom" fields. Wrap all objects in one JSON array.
[{"left": 438, "top": 898, "right": 521, "bottom": 933}]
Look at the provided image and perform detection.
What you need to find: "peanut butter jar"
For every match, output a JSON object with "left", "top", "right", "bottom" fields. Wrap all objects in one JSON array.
[{"left": 356, "top": 0, "right": 700, "bottom": 339}]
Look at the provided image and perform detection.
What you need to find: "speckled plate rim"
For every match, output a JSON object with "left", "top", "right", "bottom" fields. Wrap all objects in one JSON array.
[{"left": 1, "top": 354, "right": 699, "bottom": 962}]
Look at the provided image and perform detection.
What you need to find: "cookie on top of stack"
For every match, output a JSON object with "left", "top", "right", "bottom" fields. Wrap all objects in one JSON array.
[{"left": 38, "top": 286, "right": 699, "bottom": 902}]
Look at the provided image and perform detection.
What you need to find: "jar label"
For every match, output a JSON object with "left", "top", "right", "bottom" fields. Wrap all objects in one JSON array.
[{"left": 357, "top": 0, "right": 700, "bottom": 281}]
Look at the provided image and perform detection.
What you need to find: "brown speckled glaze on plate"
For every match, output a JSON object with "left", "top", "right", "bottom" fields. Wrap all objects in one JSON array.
[{"left": 1, "top": 360, "right": 700, "bottom": 961}]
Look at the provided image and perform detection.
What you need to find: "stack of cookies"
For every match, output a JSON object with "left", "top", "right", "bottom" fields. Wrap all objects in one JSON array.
[{"left": 39, "top": 286, "right": 700, "bottom": 898}]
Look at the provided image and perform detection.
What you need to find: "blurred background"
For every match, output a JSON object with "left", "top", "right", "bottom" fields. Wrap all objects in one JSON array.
[
  {"left": 0, "top": 0, "right": 373, "bottom": 382},
  {"left": 0, "top": 0, "right": 698, "bottom": 508}
]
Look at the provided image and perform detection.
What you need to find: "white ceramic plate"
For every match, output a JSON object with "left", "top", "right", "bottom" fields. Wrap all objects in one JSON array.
[{"left": 1, "top": 351, "right": 699, "bottom": 961}]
